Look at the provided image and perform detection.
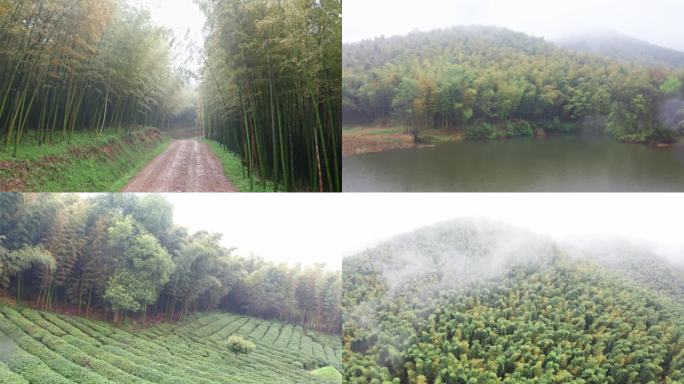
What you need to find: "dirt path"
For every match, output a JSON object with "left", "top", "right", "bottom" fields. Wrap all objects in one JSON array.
[{"left": 123, "top": 139, "right": 236, "bottom": 192}]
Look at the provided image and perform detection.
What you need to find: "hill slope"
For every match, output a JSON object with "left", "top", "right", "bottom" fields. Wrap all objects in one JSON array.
[
  {"left": 557, "top": 32, "right": 684, "bottom": 68},
  {"left": 0, "top": 306, "right": 342, "bottom": 383},
  {"left": 343, "top": 219, "right": 684, "bottom": 383},
  {"left": 343, "top": 26, "right": 684, "bottom": 143}
]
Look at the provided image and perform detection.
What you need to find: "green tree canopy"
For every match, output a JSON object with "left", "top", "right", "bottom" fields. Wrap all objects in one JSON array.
[{"left": 103, "top": 216, "right": 174, "bottom": 315}]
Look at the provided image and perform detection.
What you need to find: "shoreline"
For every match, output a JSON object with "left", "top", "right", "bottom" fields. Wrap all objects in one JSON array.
[
  {"left": 342, "top": 126, "right": 464, "bottom": 156},
  {"left": 343, "top": 125, "right": 683, "bottom": 156}
]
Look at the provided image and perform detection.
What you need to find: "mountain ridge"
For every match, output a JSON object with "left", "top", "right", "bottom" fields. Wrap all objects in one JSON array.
[{"left": 556, "top": 31, "right": 684, "bottom": 67}]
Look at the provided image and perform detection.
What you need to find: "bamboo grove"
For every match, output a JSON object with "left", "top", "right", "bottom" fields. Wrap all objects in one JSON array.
[
  {"left": 198, "top": 0, "right": 342, "bottom": 192},
  {"left": 0, "top": 193, "right": 342, "bottom": 333},
  {"left": 343, "top": 26, "right": 684, "bottom": 143},
  {"left": 0, "top": 0, "right": 185, "bottom": 155}
]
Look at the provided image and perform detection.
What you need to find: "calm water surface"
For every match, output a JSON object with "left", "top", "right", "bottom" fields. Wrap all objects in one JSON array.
[{"left": 343, "top": 136, "right": 684, "bottom": 191}]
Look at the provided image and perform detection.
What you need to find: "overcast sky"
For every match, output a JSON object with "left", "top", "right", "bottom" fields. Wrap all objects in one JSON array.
[
  {"left": 111, "top": 194, "right": 684, "bottom": 268},
  {"left": 343, "top": 0, "right": 684, "bottom": 51},
  {"left": 127, "top": 0, "right": 205, "bottom": 70},
  {"left": 156, "top": 194, "right": 342, "bottom": 270}
]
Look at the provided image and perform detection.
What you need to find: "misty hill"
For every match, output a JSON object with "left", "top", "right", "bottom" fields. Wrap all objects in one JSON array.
[
  {"left": 342, "top": 219, "right": 684, "bottom": 383},
  {"left": 564, "top": 239, "right": 684, "bottom": 303},
  {"left": 344, "top": 26, "right": 684, "bottom": 143},
  {"left": 557, "top": 32, "right": 684, "bottom": 68},
  {"left": 344, "top": 26, "right": 557, "bottom": 70}
]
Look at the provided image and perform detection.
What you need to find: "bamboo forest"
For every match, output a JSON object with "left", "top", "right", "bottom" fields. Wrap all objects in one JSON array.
[
  {"left": 198, "top": 0, "right": 342, "bottom": 192},
  {"left": 342, "top": 219, "right": 684, "bottom": 384},
  {"left": 0, "top": 0, "right": 342, "bottom": 192},
  {"left": 0, "top": 0, "right": 184, "bottom": 147},
  {"left": 0, "top": 193, "right": 342, "bottom": 383}
]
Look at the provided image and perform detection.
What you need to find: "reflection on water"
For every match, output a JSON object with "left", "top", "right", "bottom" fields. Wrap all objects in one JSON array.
[{"left": 343, "top": 136, "right": 684, "bottom": 192}]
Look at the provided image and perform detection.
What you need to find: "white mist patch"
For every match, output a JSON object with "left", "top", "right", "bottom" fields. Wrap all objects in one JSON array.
[
  {"left": 658, "top": 97, "right": 684, "bottom": 131},
  {"left": 0, "top": 333, "right": 16, "bottom": 361},
  {"left": 348, "top": 218, "right": 683, "bottom": 308},
  {"left": 372, "top": 218, "right": 559, "bottom": 295},
  {"left": 559, "top": 234, "right": 684, "bottom": 267}
]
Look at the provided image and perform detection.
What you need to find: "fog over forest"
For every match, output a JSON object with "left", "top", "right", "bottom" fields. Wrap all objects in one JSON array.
[
  {"left": 342, "top": 218, "right": 684, "bottom": 383},
  {"left": 333, "top": 195, "right": 684, "bottom": 266},
  {"left": 347, "top": 218, "right": 684, "bottom": 299}
]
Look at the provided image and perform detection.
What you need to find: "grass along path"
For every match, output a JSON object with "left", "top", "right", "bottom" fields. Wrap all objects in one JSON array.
[
  {"left": 0, "top": 304, "right": 342, "bottom": 384},
  {"left": 111, "top": 138, "right": 172, "bottom": 191},
  {"left": 205, "top": 140, "right": 277, "bottom": 192},
  {"left": 0, "top": 128, "right": 169, "bottom": 192},
  {"left": 0, "top": 131, "right": 125, "bottom": 161}
]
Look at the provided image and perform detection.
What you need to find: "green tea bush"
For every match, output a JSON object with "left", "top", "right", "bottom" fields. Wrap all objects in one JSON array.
[
  {"left": 227, "top": 335, "right": 256, "bottom": 355},
  {"left": 311, "top": 366, "right": 342, "bottom": 382},
  {"left": 0, "top": 362, "right": 29, "bottom": 383}
]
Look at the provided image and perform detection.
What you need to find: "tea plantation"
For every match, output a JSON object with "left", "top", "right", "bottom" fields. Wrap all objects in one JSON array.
[{"left": 0, "top": 305, "right": 342, "bottom": 383}]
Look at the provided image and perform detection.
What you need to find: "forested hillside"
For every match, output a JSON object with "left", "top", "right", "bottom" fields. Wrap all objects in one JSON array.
[
  {"left": 198, "top": 0, "right": 341, "bottom": 192},
  {"left": 0, "top": 193, "right": 341, "bottom": 333},
  {"left": 0, "top": 0, "right": 186, "bottom": 155},
  {"left": 343, "top": 26, "right": 684, "bottom": 143},
  {"left": 342, "top": 220, "right": 684, "bottom": 383},
  {"left": 558, "top": 32, "right": 684, "bottom": 68}
]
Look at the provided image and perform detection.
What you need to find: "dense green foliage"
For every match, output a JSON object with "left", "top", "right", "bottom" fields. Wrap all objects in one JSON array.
[
  {"left": 343, "top": 26, "right": 684, "bottom": 143},
  {"left": 0, "top": 0, "right": 187, "bottom": 157},
  {"left": 342, "top": 220, "right": 684, "bottom": 383},
  {"left": 0, "top": 193, "right": 341, "bottom": 333},
  {"left": 0, "top": 306, "right": 342, "bottom": 383},
  {"left": 228, "top": 334, "right": 257, "bottom": 354},
  {"left": 0, "top": 243, "right": 54, "bottom": 294},
  {"left": 198, "top": 0, "right": 342, "bottom": 192}
]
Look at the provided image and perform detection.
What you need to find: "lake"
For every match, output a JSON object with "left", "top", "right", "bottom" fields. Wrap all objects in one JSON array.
[{"left": 343, "top": 136, "right": 684, "bottom": 191}]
